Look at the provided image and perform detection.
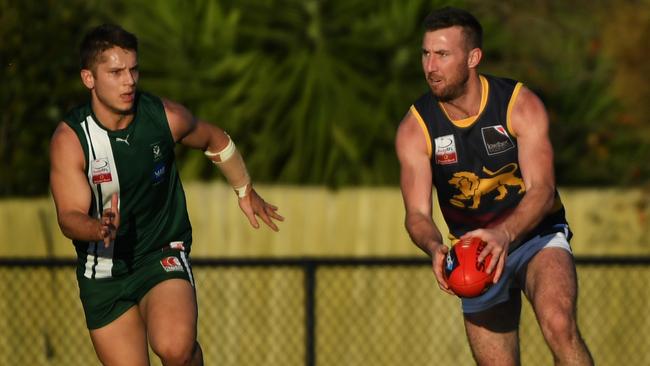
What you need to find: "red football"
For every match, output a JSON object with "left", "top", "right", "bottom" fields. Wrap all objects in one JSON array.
[{"left": 443, "top": 237, "right": 495, "bottom": 298}]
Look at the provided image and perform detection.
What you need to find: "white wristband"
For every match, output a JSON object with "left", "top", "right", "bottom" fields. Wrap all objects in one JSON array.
[{"left": 234, "top": 183, "right": 251, "bottom": 198}]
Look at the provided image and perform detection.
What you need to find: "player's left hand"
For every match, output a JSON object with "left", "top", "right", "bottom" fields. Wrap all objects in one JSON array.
[
  {"left": 238, "top": 188, "right": 284, "bottom": 231},
  {"left": 461, "top": 228, "right": 510, "bottom": 284}
]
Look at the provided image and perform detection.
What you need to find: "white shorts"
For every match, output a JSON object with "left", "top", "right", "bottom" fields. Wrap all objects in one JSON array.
[{"left": 461, "top": 229, "right": 573, "bottom": 313}]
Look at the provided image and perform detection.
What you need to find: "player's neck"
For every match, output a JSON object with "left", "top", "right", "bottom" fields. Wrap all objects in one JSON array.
[
  {"left": 440, "top": 73, "right": 482, "bottom": 120},
  {"left": 91, "top": 98, "right": 135, "bottom": 131}
]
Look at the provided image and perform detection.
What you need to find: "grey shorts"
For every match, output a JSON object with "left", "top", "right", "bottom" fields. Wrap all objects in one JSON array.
[{"left": 461, "top": 229, "right": 572, "bottom": 313}]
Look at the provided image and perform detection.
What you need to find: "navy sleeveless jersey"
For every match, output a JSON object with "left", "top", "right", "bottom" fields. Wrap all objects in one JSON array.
[{"left": 410, "top": 74, "right": 569, "bottom": 243}]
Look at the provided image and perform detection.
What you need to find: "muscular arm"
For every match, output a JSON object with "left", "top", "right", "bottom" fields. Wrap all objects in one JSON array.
[
  {"left": 163, "top": 98, "right": 230, "bottom": 151},
  {"left": 50, "top": 122, "right": 117, "bottom": 244},
  {"left": 470, "top": 86, "right": 557, "bottom": 278},
  {"left": 396, "top": 111, "right": 452, "bottom": 293},
  {"left": 162, "top": 98, "right": 283, "bottom": 231},
  {"left": 493, "top": 87, "right": 556, "bottom": 244},
  {"left": 396, "top": 111, "right": 443, "bottom": 255}
]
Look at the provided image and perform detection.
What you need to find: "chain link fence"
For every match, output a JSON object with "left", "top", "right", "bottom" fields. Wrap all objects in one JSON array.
[{"left": 1, "top": 257, "right": 648, "bottom": 365}]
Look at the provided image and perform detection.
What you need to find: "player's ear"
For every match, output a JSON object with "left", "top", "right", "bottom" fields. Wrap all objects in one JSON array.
[
  {"left": 80, "top": 69, "right": 95, "bottom": 89},
  {"left": 467, "top": 48, "right": 482, "bottom": 69}
]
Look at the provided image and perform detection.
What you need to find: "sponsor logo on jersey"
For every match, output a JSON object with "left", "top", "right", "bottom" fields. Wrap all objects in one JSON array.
[
  {"left": 481, "top": 125, "right": 514, "bottom": 155},
  {"left": 91, "top": 158, "right": 113, "bottom": 184},
  {"left": 115, "top": 134, "right": 130, "bottom": 146},
  {"left": 434, "top": 134, "right": 458, "bottom": 165},
  {"left": 160, "top": 256, "right": 184, "bottom": 272},
  {"left": 152, "top": 162, "right": 167, "bottom": 184}
]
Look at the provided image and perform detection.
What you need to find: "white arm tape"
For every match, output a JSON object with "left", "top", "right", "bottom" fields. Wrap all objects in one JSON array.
[
  {"left": 205, "top": 136, "right": 251, "bottom": 198},
  {"left": 204, "top": 137, "right": 236, "bottom": 162}
]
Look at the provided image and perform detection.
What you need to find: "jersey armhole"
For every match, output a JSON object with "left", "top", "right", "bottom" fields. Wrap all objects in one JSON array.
[
  {"left": 409, "top": 105, "right": 432, "bottom": 158},
  {"left": 64, "top": 118, "right": 91, "bottom": 176},
  {"left": 147, "top": 93, "right": 177, "bottom": 145},
  {"left": 506, "top": 82, "right": 524, "bottom": 138}
]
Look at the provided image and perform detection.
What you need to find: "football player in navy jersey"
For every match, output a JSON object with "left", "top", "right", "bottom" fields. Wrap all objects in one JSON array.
[{"left": 396, "top": 7, "right": 593, "bottom": 365}]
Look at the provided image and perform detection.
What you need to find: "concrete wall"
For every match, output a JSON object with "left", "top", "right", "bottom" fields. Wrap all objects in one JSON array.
[{"left": 1, "top": 183, "right": 649, "bottom": 258}]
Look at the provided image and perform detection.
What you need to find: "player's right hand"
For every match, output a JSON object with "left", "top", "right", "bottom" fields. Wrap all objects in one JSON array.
[
  {"left": 462, "top": 228, "right": 509, "bottom": 284},
  {"left": 431, "top": 243, "right": 455, "bottom": 295},
  {"left": 99, "top": 193, "right": 120, "bottom": 247}
]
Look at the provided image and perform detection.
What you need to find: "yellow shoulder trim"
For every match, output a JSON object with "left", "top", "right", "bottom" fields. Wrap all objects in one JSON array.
[
  {"left": 506, "top": 82, "right": 524, "bottom": 138},
  {"left": 409, "top": 105, "right": 432, "bottom": 158},
  {"left": 439, "top": 75, "right": 489, "bottom": 128}
]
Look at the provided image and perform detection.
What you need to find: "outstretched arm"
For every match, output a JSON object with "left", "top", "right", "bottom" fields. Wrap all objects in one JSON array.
[
  {"left": 396, "top": 110, "right": 452, "bottom": 294},
  {"left": 49, "top": 123, "right": 120, "bottom": 247},
  {"left": 163, "top": 98, "right": 284, "bottom": 231}
]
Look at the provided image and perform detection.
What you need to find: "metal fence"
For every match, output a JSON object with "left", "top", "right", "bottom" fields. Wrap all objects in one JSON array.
[{"left": 1, "top": 257, "right": 648, "bottom": 366}]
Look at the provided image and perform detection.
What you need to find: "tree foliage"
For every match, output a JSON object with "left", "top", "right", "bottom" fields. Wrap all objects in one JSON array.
[
  {"left": 1, "top": 0, "right": 648, "bottom": 197},
  {"left": 114, "top": 0, "right": 462, "bottom": 187},
  {"left": 470, "top": 0, "right": 649, "bottom": 186},
  {"left": 0, "top": 0, "right": 115, "bottom": 196}
]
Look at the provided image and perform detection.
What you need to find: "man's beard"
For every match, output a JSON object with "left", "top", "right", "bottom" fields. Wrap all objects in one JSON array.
[{"left": 429, "top": 68, "right": 469, "bottom": 102}]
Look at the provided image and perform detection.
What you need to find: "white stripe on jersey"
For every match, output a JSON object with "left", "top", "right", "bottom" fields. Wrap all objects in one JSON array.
[{"left": 81, "top": 115, "right": 120, "bottom": 279}]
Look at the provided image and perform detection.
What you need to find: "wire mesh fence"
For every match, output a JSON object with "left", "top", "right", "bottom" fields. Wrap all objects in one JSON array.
[{"left": 0, "top": 257, "right": 648, "bottom": 366}]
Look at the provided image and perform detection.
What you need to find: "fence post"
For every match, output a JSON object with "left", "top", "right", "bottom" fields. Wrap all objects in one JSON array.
[{"left": 305, "top": 261, "right": 316, "bottom": 366}]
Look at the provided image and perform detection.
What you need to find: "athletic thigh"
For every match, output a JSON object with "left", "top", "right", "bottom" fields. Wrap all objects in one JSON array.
[
  {"left": 523, "top": 247, "right": 578, "bottom": 330},
  {"left": 139, "top": 278, "right": 198, "bottom": 356},
  {"left": 525, "top": 248, "right": 578, "bottom": 333},
  {"left": 463, "top": 289, "right": 522, "bottom": 366},
  {"left": 89, "top": 305, "right": 149, "bottom": 366}
]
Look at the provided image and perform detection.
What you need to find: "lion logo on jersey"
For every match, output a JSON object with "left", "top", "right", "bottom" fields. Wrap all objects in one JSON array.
[{"left": 448, "top": 163, "right": 525, "bottom": 209}]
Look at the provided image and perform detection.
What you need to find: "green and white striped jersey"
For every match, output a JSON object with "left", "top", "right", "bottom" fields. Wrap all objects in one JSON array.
[{"left": 63, "top": 92, "right": 192, "bottom": 279}]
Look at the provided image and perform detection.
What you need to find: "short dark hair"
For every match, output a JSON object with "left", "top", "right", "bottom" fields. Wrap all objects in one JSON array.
[
  {"left": 422, "top": 7, "right": 483, "bottom": 50},
  {"left": 80, "top": 24, "right": 138, "bottom": 70}
]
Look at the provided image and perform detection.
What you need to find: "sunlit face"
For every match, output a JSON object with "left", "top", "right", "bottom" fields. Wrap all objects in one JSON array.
[
  {"left": 421, "top": 26, "right": 471, "bottom": 102},
  {"left": 81, "top": 46, "right": 139, "bottom": 116}
]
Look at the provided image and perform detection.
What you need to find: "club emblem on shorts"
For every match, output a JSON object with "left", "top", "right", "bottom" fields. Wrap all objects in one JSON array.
[
  {"left": 169, "top": 241, "right": 185, "bottom": 251},
  {"left": 434, "top": 134, "right": 458, "bottom": 165},
  {"left": 160, "top": 256, "right": 184, "bottom": 272},
  {"left": 481, "top": 125, "right": 514, "bottom": 155},
  {"left": 91, "top": 158, "right": 112, "bottom": 184}
]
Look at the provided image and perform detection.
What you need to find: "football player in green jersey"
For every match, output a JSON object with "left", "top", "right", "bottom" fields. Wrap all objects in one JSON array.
[{"left": 50, "top": 24, "right": 283, "bottom": 366}]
